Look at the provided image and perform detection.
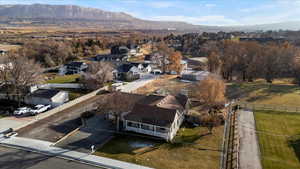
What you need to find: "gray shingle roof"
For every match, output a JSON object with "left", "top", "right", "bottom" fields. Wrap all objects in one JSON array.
[{"left": 30, "top": 89, "right": 61, "bottom": 99}]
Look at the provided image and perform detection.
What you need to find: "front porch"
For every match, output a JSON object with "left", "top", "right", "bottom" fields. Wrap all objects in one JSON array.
[{"left": 124, "top": 120, "right": 171, "bottom": 140}]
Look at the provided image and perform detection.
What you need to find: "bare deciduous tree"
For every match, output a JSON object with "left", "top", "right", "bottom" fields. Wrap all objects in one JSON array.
[
  {"left": 155, "top": 41, "right": 183, "bottom": 74},
  {"left": 0, "top": 50, "right": 43, "bottom": 105},
  {"left": 81, "top": 62, "right": 114, "bottom": 90},
  {"left": 193, "top": 75, "right": 226, "bottom": 133},
  {"left": 167, "top": 51, "right": 183, "bottom": 74}
]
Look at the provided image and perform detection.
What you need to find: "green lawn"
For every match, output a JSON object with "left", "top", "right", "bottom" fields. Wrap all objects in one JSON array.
[
  {"left": 94, "top": 126, "right": 223, "bottom": 169},
  {"left": 47, "top": 74, "right": 80, "bottom": 84},
  {"left": 227, "top": 80, "right": 300, "bottom": 106},
  {"left": 255, "top": 111, "right": 300, "bottom": 169}
]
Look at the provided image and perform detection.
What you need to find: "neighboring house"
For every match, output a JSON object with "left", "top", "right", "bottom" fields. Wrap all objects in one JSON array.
[
  {"left": 25, "top": 89, "right": 69, "bottom": 107},
  {"left": 0, "top": 62, "right": 12, "bottom": 71},
  {"left": 122, "top": 94, "right": 189, "bottom": 141},
  {"left": 95, "top": 54, "right": 127, "bottom": 62},
  {"left": 114, "top": 63, "right": 141, "bottom": 81},
  {"left": 131, "top": 62, "right": 152, "bottom": 73},
  {"left": 181, "top": 71, "right": 210, "bottom": 81},
  {"left": 111, "top": 45, "right": 130, "bottom": 55},
  {"left": 59, "top": 61, "right": 88, "bottom": 75},
  {"left": 0, "top": 49, "right": 7, "bottom": 56}
]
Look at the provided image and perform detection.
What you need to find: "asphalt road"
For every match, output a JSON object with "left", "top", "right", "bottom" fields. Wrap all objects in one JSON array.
[{"left": 0, "top": 147, "right": 103, "bottom": 169}]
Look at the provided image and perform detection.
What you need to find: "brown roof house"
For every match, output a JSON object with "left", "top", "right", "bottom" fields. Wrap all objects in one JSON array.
[{"left": 121, "top": 94, "right": 189, "bottom": 141}]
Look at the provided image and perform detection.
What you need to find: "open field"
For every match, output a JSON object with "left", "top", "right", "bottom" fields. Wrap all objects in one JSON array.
[
  {"left": 94, "top": 126, "right": 223, "bottom": 169},
  {"left": 47, "top": 74, "right": 80, "bottom": 84},
  {"left": 227, "top": 79, "right": 300, "bottom": 106},
  {"left": 255, "top": 111, "right": 300, "bottom": 169},
  {"left": 135, "top": 75, "right": 193, "bottom": 95}
]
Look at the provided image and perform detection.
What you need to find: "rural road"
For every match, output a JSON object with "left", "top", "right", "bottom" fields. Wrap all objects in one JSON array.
[{"left": 237, "top": 110, "right": 262, "bottom": 169}]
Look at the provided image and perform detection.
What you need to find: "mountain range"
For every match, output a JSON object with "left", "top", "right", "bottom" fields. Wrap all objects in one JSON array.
[{"left": 0, "top": 4, "right": 299, "bottom": 32}]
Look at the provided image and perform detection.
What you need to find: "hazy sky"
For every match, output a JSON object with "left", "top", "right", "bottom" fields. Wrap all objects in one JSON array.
[{"left": 1, "top": 0, "right": 300, "bottom": 26}]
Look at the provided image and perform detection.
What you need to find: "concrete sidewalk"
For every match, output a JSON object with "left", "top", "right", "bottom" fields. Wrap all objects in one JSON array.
[
  {"left": 237, "top": 110, "right": 262, "bottom": 169},
  {"left": 0, "top": 136, "right": 152, "bottom": 169}
]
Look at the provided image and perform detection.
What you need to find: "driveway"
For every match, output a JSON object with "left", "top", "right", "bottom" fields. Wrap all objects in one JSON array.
[
  {"left": 55, "top": 114, "right": 114, "bottom": 153},
  {"left": 237, "top": 110, "right": 262, "bottom": 169},
  {"left": 0, "top": 116, "right": 33, "bottom": 133},
  {"left": 17, "top": 95, "right": 101, "bottom": 142}
]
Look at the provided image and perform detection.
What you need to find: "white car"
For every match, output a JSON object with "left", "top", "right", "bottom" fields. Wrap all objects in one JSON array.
[
  {"left": 31, "top": 105, "right": 51, "bottom": 115},
  {"left": 13, "top": 107, "right": 32, "bottom": 116}
]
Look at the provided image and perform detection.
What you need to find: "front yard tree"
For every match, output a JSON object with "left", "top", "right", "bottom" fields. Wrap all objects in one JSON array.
[
  {"left": 194, "top": 75, "right": 226, "bottom": 133},
  {"left": 156, "top": 41, "right": 173, "bottom": 74},
  {"left": 0, "top": 50, "right": 43, "bottom": 105},
  {"left": 167, "top": 51, "right": 183, "bottom": 74},
  {"left": 156, "top": 41, "right": 183, "bottom": 74},
  {"left": 294, "top": 57, "right": 300, "bottom": 86},
  {"left": 81, "top": 62, "right": 114, "bottom": 90}
]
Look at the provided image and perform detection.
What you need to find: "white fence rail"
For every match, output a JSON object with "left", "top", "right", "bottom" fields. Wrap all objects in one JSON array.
[
  {"left": 31, "top": 83, "right": 83, "bottom": 91},
  {"left": 237, "top": 102, "right": 300, "bottom": 113}
]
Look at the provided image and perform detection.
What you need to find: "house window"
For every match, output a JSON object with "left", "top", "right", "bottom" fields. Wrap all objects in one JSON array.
[
  {"left": 156, "top": 127, "right": 168, "bottom": 133},
  {"left": 127, "top": 121, "right": 139, "bottom": 128},
  {"left": 141, "top": 124, "right": 154, "bottom": 131}
]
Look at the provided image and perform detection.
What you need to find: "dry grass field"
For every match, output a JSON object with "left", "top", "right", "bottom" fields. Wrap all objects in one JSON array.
[
  {"left": 227, "top": 79, "right": 300, "bottom": 106},
  {"left": 135, "top": 75, "right": 193, "bottom": 95}
]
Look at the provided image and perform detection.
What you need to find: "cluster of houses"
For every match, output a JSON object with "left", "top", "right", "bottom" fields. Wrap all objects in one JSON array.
[{"left": 57, "top": 43, "right": 210, "bottom": 83}]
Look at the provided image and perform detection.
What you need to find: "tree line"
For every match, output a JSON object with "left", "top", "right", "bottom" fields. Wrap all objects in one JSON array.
[{"left": 203, "top": 40, "right": 300, "bottom": 84}]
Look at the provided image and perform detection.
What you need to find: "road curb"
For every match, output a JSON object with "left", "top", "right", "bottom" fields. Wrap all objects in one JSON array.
[
  {"left": 53, "top": 127, "right": 81, "bottom": 146},
  {"left": 0, "top": 142, "right": 112, "bottom": 169},
  {"left": 0, "top": 136, "right": 152, "bottom": 169}
]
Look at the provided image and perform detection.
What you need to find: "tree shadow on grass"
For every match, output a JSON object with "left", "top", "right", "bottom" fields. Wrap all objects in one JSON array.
[
  {"left": 288, "top": 135, "right": 300, "bottom": 163},
  {"left": 98, "top": 135, "right": 163, "bottom": 155}
]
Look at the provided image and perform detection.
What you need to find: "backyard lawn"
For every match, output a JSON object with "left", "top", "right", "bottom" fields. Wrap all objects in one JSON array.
[
  {"left": 227, "top": 79, "right": 300, "bottom": 106},
  {"left": 94, "top": 126, "right": 223, "bottom": 169},
  {"left": 47, "top": 74, "right": 80, "bottom": 84},
  {"left": 255, "top": 111, "right": 300, "bottom": 169}
]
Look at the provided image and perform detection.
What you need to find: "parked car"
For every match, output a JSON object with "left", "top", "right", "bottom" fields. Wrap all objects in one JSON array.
[
  {"left": 13, "top": 107, "right": 32, "bottom": 117},
  {"left": 31, "top": 105, "right": 51, "bottom": 115}
]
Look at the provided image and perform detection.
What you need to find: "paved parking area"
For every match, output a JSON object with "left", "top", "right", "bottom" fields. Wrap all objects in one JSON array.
[
  {"left": 55, "top": 114, "right": 114, "bottom": 153},
  {"left": 17, "top": 95, "right": 101, "bottom": 142},
  {"left": 0, "top": 116, "right": 34, "bottom": 133}
]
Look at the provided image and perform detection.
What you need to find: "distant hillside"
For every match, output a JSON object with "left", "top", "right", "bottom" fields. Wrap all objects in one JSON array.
[
  {"left": 1, "top": 4, "right": 300, "bottom": 32},
  {"left": 0, "top": 4, "right": 203, "bottom": 31}
]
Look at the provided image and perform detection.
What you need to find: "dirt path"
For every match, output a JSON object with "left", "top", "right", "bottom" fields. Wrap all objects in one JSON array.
[{"left": 237, "top": 110, "right": 262, "bottom": 169}]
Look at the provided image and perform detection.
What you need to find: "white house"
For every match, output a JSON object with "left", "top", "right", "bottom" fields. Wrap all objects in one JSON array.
[
  {"left": 122, "top": 94, "right": 189, "bottom": 141},
  {"left": 25, "top": 89, "right": 69, "bottom": 107},
  {"left": 181, "top": 71, "right": 210, "bottom": 81},
  {"left": 59, "top": 61, "right": 88, "bottom": 75}
]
